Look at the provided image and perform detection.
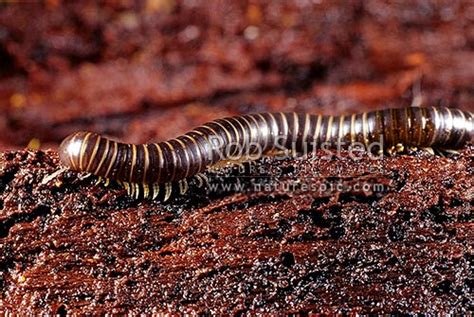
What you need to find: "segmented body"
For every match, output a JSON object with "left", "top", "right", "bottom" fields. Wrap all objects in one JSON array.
[{"left": 59, "top": 106, "right": 473, "bottom": 200}]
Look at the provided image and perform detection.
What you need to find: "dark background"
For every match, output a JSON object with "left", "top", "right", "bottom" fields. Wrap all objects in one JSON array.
[
  {"left": 0, "top": 0, "right": 472, "bottom": 150},
  {"left": 0, "top": 1, "right": 473, "bottom": 314}
]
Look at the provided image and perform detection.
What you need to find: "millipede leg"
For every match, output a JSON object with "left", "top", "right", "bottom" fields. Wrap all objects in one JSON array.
[
  {"left": 95, "top": 176, "right": 103, "bottom": 185},
  {"left": 152, "top": 183, "right": 160, "bottom": 200},
  {"left": 395, "top": 143, "right": 405, "bottom": 153},
  {"left": 134, "top": 183, "right": 141, "bottom": 199},
  {"left": 386, "top": 143, "right": 406, "bottom": 156},
  {"left": 435, "top": 149, "right": 445, "bottom": 157},
  {"left": 200, "top": 174, "right": 209, "bottom": 185},
  {"left": 104, "top": 178, "right": 110, "bottom": 187},
  {"left": 78, "top": 172, "right": 92, "bottom": 180},
  {"left": 129, "top": 184, "right": 134, "bottom": 196},
  {"left": 40, "top": 167, "right": 68, "bottom": 185},
  {"left": 441, "top": 149, "right": 460, "bottom": 155},
  {"left": 143, "top": 184, "right": 150, "bottom": 198},
  {"left": 194, "top": 173, "right": 205, "bottom": 188},
  {"left": 420, "top": 147, "right": 435, "bottom": 155},
  {"left": 124, "top": 182, "right": 133, "bottom": 196},
  {"left": 179, "top": 179, "right": 189, "bottom": 195},
  {"left": 386, "top": 146, "right": 396, "bottom": 156},
  {"left": 164, "top": 182, "right": 173, "bottom": 202}
]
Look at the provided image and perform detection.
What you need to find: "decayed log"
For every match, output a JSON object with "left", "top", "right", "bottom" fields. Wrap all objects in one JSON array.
[{"left": 0, "top": 148, "right": 472, "bottom": 314}]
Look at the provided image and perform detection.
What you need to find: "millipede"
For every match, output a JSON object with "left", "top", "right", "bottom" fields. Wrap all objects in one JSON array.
[{"left": 59, "top": 106, "right": 473, "bottom": 201}]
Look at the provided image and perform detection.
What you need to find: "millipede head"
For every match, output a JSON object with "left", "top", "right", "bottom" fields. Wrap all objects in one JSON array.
[{"left": 58, "top": 131, "right": 96, "bottom": 172}]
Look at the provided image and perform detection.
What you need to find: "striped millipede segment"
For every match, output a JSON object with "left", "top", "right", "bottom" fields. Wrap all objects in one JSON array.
[{"left": 59, "top": 106, "right": 473, "bottom": 200}]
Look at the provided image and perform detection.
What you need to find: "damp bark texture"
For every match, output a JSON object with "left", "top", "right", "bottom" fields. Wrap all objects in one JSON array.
[{"left": 0, "top": 148, "right": 472, "bottom": 314}]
